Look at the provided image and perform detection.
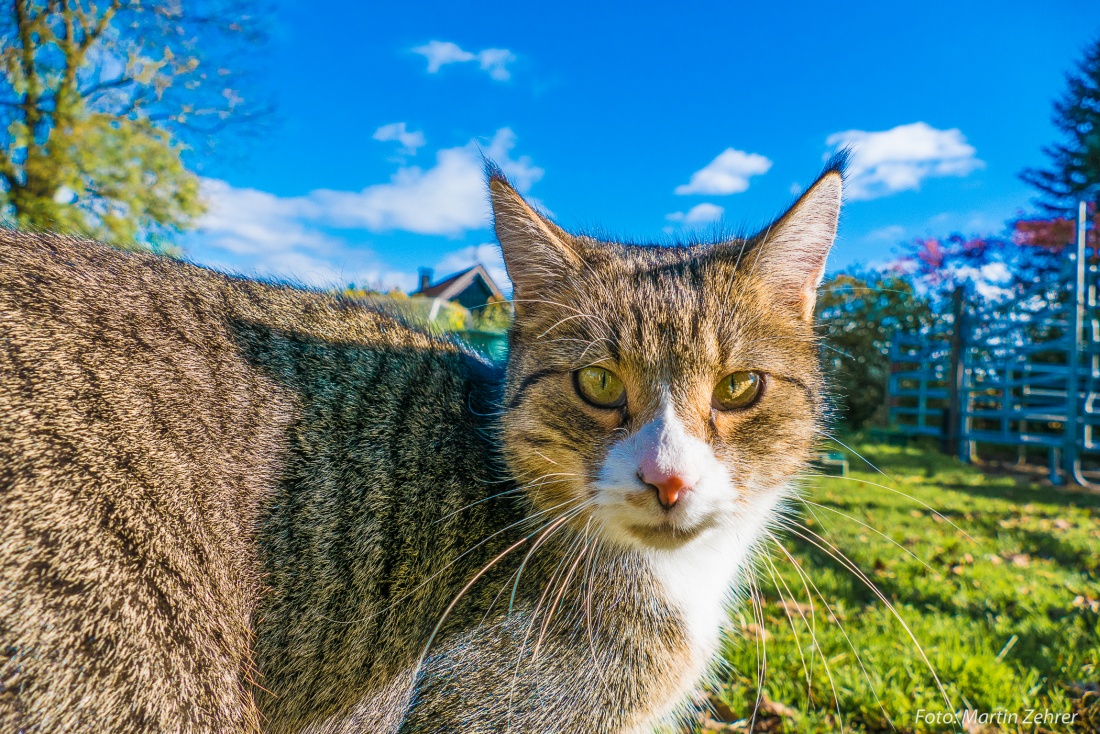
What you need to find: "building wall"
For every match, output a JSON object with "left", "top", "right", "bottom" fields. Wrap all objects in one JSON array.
[{"left": 453, "top": 279, "right": 494, "bottom": 311}]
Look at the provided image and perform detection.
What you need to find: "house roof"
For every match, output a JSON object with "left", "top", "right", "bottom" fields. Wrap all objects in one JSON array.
[{"left": 411, "top": 263, "right": 505, "bottom": 302}]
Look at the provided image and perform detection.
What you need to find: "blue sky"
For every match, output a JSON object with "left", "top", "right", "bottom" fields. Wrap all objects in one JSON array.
[{"left": 187, "top": 0, "right": 1100, "bottom": 292}]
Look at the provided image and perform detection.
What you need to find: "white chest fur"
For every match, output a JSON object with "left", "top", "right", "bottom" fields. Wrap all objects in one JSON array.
[{"left": 645, "top": 492, "right": 780, "bottom": 664}]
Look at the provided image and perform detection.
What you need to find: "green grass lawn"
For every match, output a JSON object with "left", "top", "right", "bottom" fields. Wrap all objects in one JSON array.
[{"left": 703, "top": 439, "right": 1100, "bottom": 733}]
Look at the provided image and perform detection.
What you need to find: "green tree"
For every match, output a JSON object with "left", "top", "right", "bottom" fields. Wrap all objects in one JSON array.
[
  {"left": 1020, "top": 36, "right": 1100, "bottom": 215},
  {"left": 0, "top": 0, "right": 268, "bottom": 248},
  {"left": 816, "top": 271, "right": 935, "bottom": 429}
]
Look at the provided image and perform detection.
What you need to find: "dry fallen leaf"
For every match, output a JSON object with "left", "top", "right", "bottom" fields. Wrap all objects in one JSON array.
[
  {"left": 703, "top": 693, "right": 800, "bottom": 733},
  {"left": 778, "top": 599, "right": 814, "bottom": 617},
  {"left": 742, "top": 624, "right": 770, "bottom": 641}
]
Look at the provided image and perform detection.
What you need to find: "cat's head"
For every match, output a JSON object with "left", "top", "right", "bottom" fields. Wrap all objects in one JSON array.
[{"left": 491, "top": 160, "right": 842, "bottom": 552}]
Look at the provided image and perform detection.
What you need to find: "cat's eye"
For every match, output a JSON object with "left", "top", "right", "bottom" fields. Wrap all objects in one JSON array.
[
  {"left": 574, "top": 366, "right": 626, "bottom": 409},
  {"left": 712, "top": 371, "right": 763, "bottom": 411}
]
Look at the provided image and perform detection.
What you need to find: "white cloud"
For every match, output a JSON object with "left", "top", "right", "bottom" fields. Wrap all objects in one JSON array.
[
  {"left": 825, "top": 122, "right": 983, "bottom": 200},
  {"left": 310, "top": 146, "right": 488, "bottom": 235},
  {"left": 193, "top": 129, "right": 541, "bottom": 290},
  {"left": 433, "top": 243, "right": 510, "bottom": 291},
  {"left": 666, "top": 202, "right": 725, "bottom": 226},
  {"left": 412, "top": 40, "right": 516, "bottom": 81},
  {"left": 475, "top": 48, "right": 517, "bottom": 81},
  {"left": 675, "top": 148, "right": 772, "bottom": 195},
  {"left": 309, "top": 128, "right": 541, "bottom": 235},
  {"left": 413, "top": 41, "right": 474, "bottom": 72},
  {"left": 193, "top": 180, "right": 414, "bottom": 289},
  {"left": 196, "top": 179, "right": 328, "bottom": 256},
  {"left": 484, "top": 128, "right": 543, "bottom": 192},
  {"left": 865, "top": 224, "right": 906, "bottom": 242},
  {"left": 373, "top": 122, "right": 426, "bottom": 155},
  {"left": 252, "top": 250, "right": 416, "bottom": 292}
]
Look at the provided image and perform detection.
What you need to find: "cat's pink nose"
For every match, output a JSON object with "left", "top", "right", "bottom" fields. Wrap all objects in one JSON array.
[{"left": 638, "top": 462, "right": 695, "bottom": 509}]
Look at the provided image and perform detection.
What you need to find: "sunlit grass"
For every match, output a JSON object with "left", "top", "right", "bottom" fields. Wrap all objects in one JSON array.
[{"left": 705, "top": 439, "right": 1100, "bottom": 733}]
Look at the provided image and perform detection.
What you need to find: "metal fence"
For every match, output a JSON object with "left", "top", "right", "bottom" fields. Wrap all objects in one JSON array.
[{"left": 886, "top": 203, "right": 1100, "bottom": 487}]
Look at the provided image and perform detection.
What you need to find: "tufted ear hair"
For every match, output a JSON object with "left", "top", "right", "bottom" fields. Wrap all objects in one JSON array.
[
  {"left": 731, "top": 156, "right": 845, "bottom": 321},
  {"left": 488, "top": 166, "right": 582, "bottom": 315}
]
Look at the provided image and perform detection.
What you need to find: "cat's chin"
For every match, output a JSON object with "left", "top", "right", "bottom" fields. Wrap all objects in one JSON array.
[{"left": 622, "top": 515, "right": 720, "bottom": 551}]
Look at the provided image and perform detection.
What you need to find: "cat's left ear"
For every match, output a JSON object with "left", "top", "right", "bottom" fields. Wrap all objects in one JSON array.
[{"left": 733, "top": 161, "right": 844, "bottom": 321}]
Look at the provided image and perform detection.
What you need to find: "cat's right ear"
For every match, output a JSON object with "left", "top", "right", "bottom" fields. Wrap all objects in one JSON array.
[
  {"left": 488, "top": 167, "right": 582, "bottom": 315},
  {"left": 714, "top": 156, "right": 845, "bottom": 322}
]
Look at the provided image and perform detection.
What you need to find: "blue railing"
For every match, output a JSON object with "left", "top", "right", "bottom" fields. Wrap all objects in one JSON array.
[{"left": 886, "top": 204, "right": 1100, "bottom": 487}]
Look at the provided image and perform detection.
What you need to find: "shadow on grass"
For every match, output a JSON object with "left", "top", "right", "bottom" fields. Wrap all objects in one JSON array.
[
  {"left": 831, "top": 436, "right": 1100, "bottom": 512},
  {"left": 787, "top": 522, "right": 1096, "bottom": 601},
  {"left": 933, "top": 480, "right": 1100, "bottom": 510}
]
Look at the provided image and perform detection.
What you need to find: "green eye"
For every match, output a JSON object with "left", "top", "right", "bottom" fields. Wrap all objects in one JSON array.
[
  {"left": 574, "top": 367, "right": 626, "bottom": 408},
  {"left": 713, "top": 371, "right": 763, "bottom": 411}
]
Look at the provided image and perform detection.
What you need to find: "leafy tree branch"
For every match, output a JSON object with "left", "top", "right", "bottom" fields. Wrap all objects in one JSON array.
[{"left": 0, "top": 0, "right": 270, "bottom": 247}]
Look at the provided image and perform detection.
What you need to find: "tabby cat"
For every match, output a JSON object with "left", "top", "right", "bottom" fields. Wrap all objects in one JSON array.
[{"left": 0, "top": 157, "right": 844, "bottom": 733}]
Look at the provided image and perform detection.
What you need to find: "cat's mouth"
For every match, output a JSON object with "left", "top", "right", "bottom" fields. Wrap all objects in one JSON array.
[{"left": 625, "top": 515, "right": 719, "bottom": 550}]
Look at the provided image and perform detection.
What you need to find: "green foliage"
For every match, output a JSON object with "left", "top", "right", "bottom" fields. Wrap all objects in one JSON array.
[
  {"left": 0, "top": 0, "right": 268, "bottom": 246},
  {"left": 705, "top": 441, "right": 1100, "bottom": 733},
  {"left": 816, "top": 273, "right": 935, "bottom": 429},
  {"left": 1020, "top": 35, "right": 1100, "bottom": 214},
  {"left": 363, "top": 294, "right": 472, "bottom": 333},
  {"left": 350, "top": 289, "right": 513, "bottom": 337},
  {"left": 43, "top": 114, "right": 202, "bottom": 244},
  {"left": 433, "top": 299, "right": 470, "bottom": 332},
  {"left": 472, "top": 295, "right": 513, "bottom": 332},
  {"left": 343, "top": 285, "right": 395, "bottom": 299}
]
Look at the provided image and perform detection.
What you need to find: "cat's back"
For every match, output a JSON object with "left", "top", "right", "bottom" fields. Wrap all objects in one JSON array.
[
  {"left": 0, "top": 231, "right": 455, "bottom": 733},
  {"left": 0, "top": 231, "right": 299, "bottom": 501}
]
